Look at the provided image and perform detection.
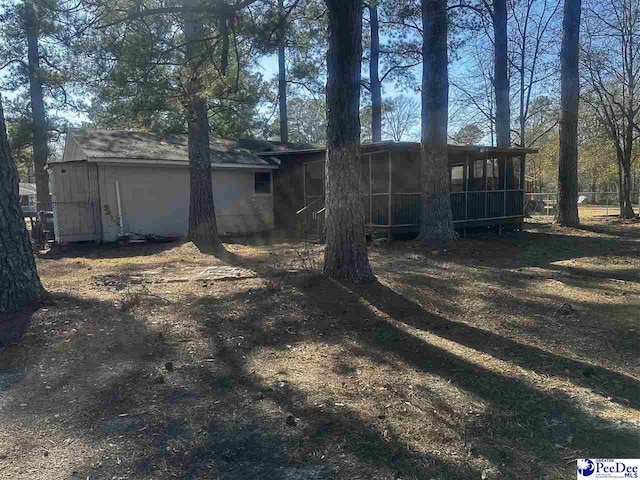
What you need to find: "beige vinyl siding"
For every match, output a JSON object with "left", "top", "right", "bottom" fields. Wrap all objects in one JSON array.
[{"left": 95, "top": 164, "right": 274, "bottom": 242}]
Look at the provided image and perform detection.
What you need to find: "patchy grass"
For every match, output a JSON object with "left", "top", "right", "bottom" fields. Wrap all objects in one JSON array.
[{"left": 1, "top": 218, "right": 639, "bottom": 479}]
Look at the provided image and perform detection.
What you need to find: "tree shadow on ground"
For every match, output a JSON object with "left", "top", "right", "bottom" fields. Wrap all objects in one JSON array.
[
  {"left": 38, "top": 240, "right": 183, "bottom": 260},
  {"left": 348, "top": 279, "right": 640, "bottom": 411},
  {"left": 296, "top": 277, "right": 639, "bottom": 472},
  {"left": 448, "top": 231, "right": 640, "bottom": 270},
  {"left": 2, "top": 290, "right": 476, "bottom": 479}
]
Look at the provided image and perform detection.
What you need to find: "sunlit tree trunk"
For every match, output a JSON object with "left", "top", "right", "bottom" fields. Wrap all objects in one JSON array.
[
  {"left": 557, "top": 0, "right": 580, "bottom": 226},
  {"left": 417, "top": 0, "right": 455, "bottom": 243},
  {"left": 323, "top": 0, "right": 373, "bottom": 282},
  {"left": 24, "top": 0, "right": 51, "bottom": 212},
  {"left": 278, "top": 0, "right": 289, "bottom": 143},
  {"left": 494, "top": 0, "right": 510, "bottom": 147},
  {"left": 0, "top": 95, "right": 45, "bottom": 313},
  {"left": 183, "top": 0, "right": 224, "bottom": 254},
  {"left": 369, "top": 2, "right": 382, "bottom": 143}
]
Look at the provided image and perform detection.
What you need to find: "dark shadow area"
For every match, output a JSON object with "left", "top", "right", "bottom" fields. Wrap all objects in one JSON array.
[
  {"left": 38, "top": 239, "right": 183, "bottom": 260},
  {"left": 0, "top": 307, "right": 40, "bottom": 348},
  {"left": 574, "top": 221, "right": 640, "bottom": 239}
]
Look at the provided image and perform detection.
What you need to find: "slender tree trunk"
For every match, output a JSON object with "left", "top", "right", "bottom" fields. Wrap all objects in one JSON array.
[
  {"left": 494, "top": 0, "right": 510, "bottom": 147},
  {"left": 621, "top": 158, "right": 635, "bottom": 218},
  {"left": 183, "top": 0, "right": 224, "bottom": 255},
  {"left": 24, "top": 0, "right": 51, "bottom": 212},
  {"left": 323, "top": 0, "right": 373, "bottom": 283},
  {"left": 616, "top": 152, "right": 625, "bottom": 215},
  {"left": 0, "top": 95, "right": 45, "bottom": 313},
  {"left": 369, "top": 3, "right": 382, "bottom": 143},
  {"left": 278, "top": 0, "right": 289, "bottom": 143},
  {"left": 417, "top": 0, "right": 455, "bottom": 243},
  {"left": 556, "top": 0, "right": 581, "bottom": 226}
]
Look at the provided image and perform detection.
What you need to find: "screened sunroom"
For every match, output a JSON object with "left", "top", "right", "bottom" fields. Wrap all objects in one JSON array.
[{"left": 265, "top": 142, "right": 537, "bottom": 238}]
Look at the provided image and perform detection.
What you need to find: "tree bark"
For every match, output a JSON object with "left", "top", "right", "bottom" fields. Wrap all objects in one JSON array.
[
  {"left": 183, "top": 0, "right": 225, "bottom": 254},
  {"left": 417, "top": 0, "right": 455, "bottom": 243},
  {"left": 621, "top": 158, "right": 635, "bottom": 218},
  {"left": 556, "top": 0, "right": 581, "bottom": 226},
  {"left": 494, "top": 0, "right": 511, "bottom": 147},
  {"left": 0, "top": 94, "right": 45, "bottom": 313},
  {"left": 24, "top": 0, "right": 51, "bottom": 212},
  {"left": 369, "top": 3, "right": 382, "bottom": 143},
  {"left": 323, "top": 0, "right": 373, "bottom": 283},
  {"left": 278, "top": 0, "right": 289, "bottom": 143}
]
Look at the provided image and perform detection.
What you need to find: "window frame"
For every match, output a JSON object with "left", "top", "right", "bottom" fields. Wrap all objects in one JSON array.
[{"left": 254, "top": 170, "right": 273, "bottom": 195}]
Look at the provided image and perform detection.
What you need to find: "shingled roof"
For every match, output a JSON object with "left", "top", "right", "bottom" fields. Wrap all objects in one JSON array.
[{"left": 61, "top": 129, "right": 279, "bottom": 167}]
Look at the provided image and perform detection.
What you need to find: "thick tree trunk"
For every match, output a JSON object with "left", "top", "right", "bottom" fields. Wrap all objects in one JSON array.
[
  {"left": 556, "top": 0, "right": 581, "bottom": 226},
  {"left": 323, "top": 0, "right": 373, "bottom": 283},
  {"left": 417, "top": 0, "right": 455, "bottom": 243},
  {"left": 369, "top": 3, "right": 382, "bottom": 143},
  {"left": 621, "top": 159, "right": 635, "bottom": 218},
  {"left": 0, "top": 95, "right": 45, "bottom": 313},
  {"left": 183, "top": 1, "right": 224, "bottom": 254},
  {"left": 24, "top": 0, "right": 51, "bottom": 212},
  {"left": 278, "top": 0, "right": 289, "bottom": 143},
  {"left": 494, "top": 0, "right": 510, "bottom": 147}
]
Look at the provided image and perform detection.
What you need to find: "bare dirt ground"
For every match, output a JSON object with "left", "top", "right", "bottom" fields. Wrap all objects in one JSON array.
[{"left": 1, "top": 218, "right": 639, "bottom": 479}]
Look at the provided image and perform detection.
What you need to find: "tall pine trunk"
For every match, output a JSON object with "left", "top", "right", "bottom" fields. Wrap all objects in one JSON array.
[
  {"left": 369, "top": 3, "right": 382, "bottom": 143},
  {"left": 24, "top": 0, "right": 51, "bottom": 212},
  {"left": 556, "top": 0, "right": 581, "bottom": 226},
  {"left": 278, "top": 0, "right": 289, "bottom": 143},
  {"left": 183, "top": 1, "right": 224, "bottom": 254},
  {"left": 417, "top": 0, "right": 455, "bottom": 243},
  {"left": 323, "top": 0, "right": 373, "bottom": 282},
  {"left": 0, "top": 95, "right": 45, "bottom": 313},
  {"left": 494, "top": 0, "right": 510, "bottom": 147}
]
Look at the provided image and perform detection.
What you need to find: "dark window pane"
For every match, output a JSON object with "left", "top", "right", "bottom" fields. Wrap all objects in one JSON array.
[
  {"left": 371, "top": 153, "right": 389, "bottom": 194},
  {"left": 450, "top": 165, "right": 464, "bottom": 192},
  {"left": 305, "top": 161, "right": 324, "bottom": 197},
  {"left": 254, "top": 171, "right": 271, "bottom": 194}
]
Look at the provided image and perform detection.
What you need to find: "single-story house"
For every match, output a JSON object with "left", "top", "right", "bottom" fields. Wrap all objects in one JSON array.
[
  {"left": 49, "top": 129, "right": 280, "bottom": 243},
  {"left": 262, "top": 142, "right": 537, "bottom": 238},
  {"left": 50, "top": 129, "right": 536, "bottom": 244}
]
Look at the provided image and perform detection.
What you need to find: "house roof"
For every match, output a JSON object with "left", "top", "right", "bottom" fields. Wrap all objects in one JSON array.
[
  {"left": 256, "top": 141, "right": 538, "bottom": 158},
  {"left": 19, "top": 183, "right": 36, "bottom": 196},
  {"left": 60, "top": 129, "right": 279, "bottom": 168}
]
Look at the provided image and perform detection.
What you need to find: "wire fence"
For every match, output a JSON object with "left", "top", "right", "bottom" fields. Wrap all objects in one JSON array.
[{"left": 525, "top": 192, "right": 640, "bottom": 219}]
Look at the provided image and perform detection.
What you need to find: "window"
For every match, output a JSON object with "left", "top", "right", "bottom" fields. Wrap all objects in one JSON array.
[
  {"left": 450, "top": 165, "right": 464, "bottom": 192},
  {"left": 254, "top": 171, "right": 271, "bottom": 194},
  {"left": 304, "top": 161, "right": 324, "bottom": 197}
]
